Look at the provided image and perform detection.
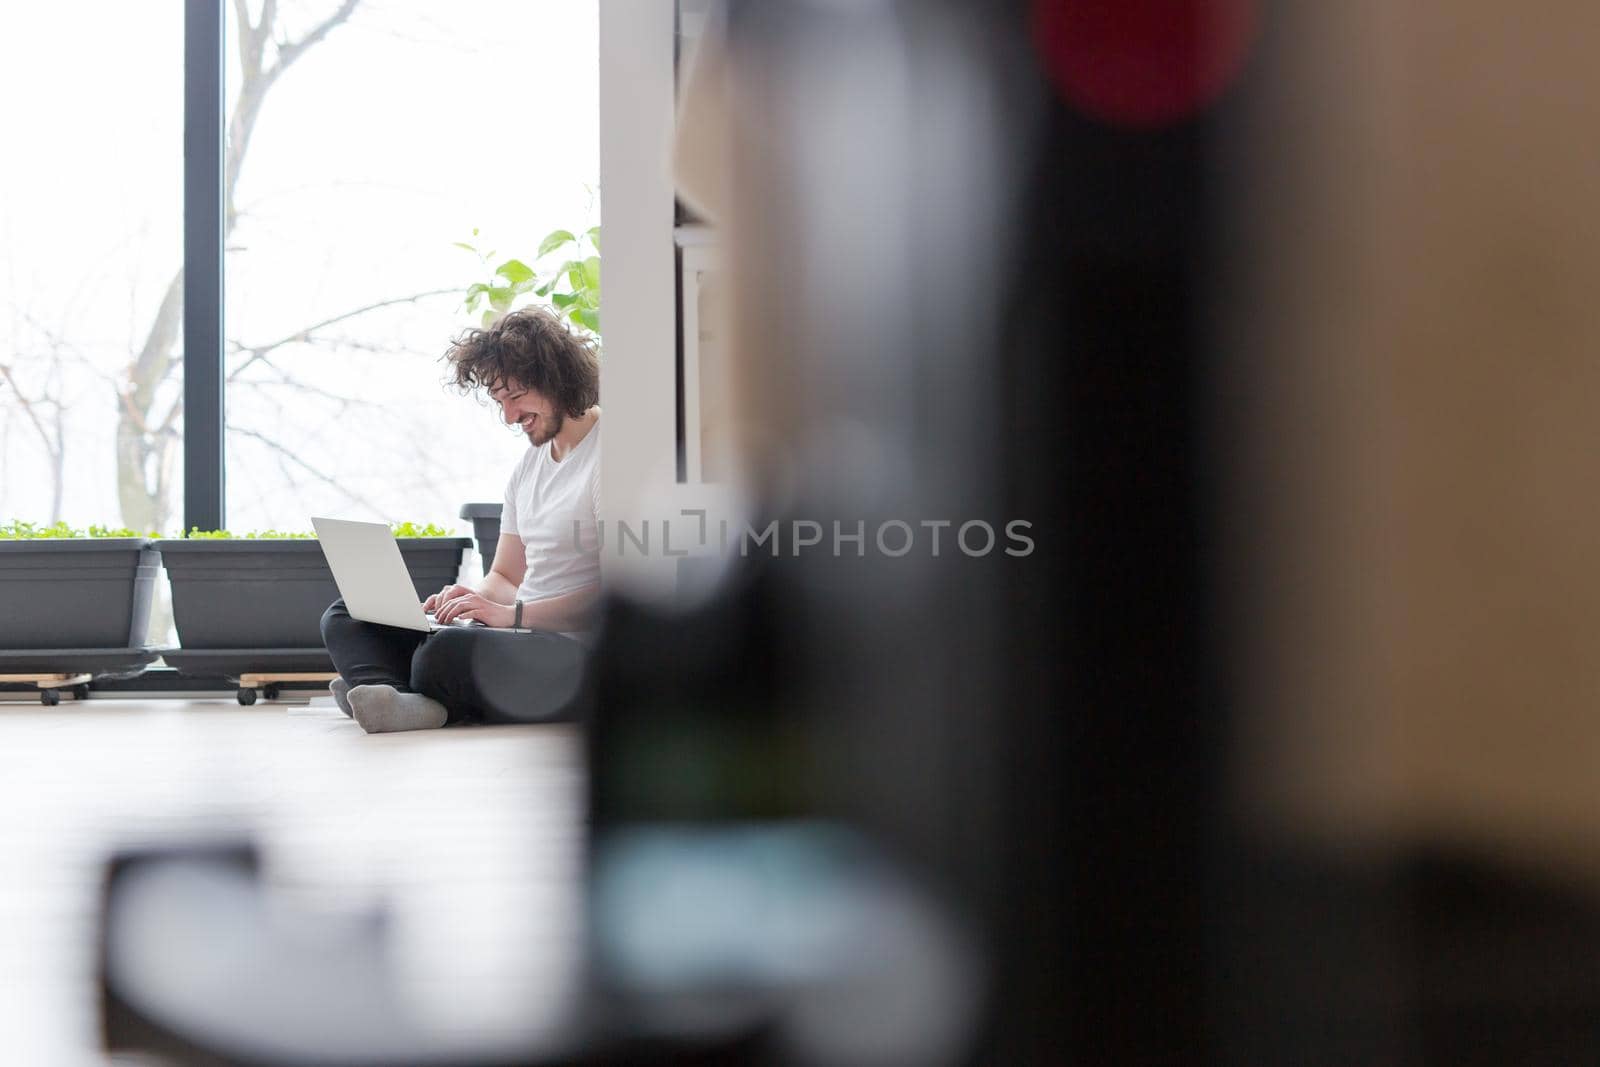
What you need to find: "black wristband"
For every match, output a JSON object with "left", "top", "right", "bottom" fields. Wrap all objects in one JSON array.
[{"left": 513, "top": 600, "right": 524, "bottom": 629}]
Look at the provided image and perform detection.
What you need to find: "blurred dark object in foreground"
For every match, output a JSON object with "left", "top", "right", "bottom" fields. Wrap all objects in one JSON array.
[
  {"left": 99, "top": 849, "right": 780, "bottom": 1067},
  {"left": 99, "top": 0, "right": 1600, "bottom": 1063}
]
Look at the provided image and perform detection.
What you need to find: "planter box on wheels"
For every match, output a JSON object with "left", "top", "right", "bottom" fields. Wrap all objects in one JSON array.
[
  {"left": 0, "top": 539, "right": 159, "bottom": 649},
  {"left": 156, "top": 537, "right": 474, "bottom": 686},
  {"left": 0, "top": 539, "right": 161, "bottom": 700}
]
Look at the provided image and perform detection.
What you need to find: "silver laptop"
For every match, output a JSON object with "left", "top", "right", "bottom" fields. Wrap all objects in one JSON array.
[{"left": 312, "top": 516, "right": 478, "bottom": 633}]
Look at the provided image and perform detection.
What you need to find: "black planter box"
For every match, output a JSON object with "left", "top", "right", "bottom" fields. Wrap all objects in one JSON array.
[
  {"left": 155, "top": 538, "right": 473, "bottom": 649},
  {"left": 459, "top": 503, "right": 502, "bottom": 570},
  {"left": 0, "top": 539, "right": 159, "bottom": 650}
]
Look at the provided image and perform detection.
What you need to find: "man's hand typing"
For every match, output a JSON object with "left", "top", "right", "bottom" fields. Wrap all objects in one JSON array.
[
  {"left": 433, "top": 591, "right": 514, "bottom": 628},
  {"left": 423, "top": 584, "right": 475, "bottom": 615}
]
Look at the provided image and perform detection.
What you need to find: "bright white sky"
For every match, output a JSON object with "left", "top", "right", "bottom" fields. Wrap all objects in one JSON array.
[{"left": 0, "top": 0, "right": 599, "bottom": 534}]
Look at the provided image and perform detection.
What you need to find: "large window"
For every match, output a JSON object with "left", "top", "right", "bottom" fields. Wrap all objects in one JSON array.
[
  {"left": 2, "top": 3, "right": 599, "bottom": 539},
  {"left": 0, "top": 6, "right": 183, "bottom": 529},
  {"left": 222, "top": 0, "right": 599, "bottom": 533}
]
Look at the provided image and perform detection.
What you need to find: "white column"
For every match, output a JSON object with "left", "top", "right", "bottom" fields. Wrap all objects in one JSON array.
[{"left": 597, "top": 0, "right": 679, "bottom": 597}]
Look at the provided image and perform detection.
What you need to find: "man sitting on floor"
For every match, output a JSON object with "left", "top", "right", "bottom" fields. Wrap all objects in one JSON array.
[{"left": 321, "top": 306, "right": 601, "bottom": 734}]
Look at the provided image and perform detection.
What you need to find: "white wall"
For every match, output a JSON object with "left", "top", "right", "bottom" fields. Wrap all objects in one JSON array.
[{"left": 597, "top": 0, "right": 679, "bottom": 596}]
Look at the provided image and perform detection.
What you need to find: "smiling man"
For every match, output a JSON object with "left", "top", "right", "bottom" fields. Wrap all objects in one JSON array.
[{"left": 319, "top": 306, "right": 602, "bottom": 733}]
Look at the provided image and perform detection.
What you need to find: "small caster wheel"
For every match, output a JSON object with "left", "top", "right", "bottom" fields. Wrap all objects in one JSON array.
[
  {"left": 264, "top": 683, "right": 282, "bottom": 702},
  {"left": 236, "top": 687, "right": 257, "bottom": 706},
  {"left": 40, "top": 688, "right": 60, "bottom": 707},
  {"left": 74, "top": 684, "right": 90, "bottom": 701}
]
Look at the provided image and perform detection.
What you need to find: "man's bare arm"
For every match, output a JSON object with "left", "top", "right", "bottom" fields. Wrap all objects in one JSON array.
[
  {"left": 477, "top": 533, "right": 527, "bottom": 603},
  {"left": 517, "top": 583, "right": 601, "bottom": 632}
]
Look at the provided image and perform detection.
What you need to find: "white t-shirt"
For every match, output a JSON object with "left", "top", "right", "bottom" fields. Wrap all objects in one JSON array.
[{"left": 500, "top": 420, "right": 601, "bottom": 606}]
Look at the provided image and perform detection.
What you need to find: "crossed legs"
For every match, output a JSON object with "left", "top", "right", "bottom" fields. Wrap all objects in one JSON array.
[{"left": 320, "top": 599, "right": 587, "bottom": 730}]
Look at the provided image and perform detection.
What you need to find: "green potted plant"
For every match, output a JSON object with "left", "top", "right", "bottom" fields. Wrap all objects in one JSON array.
[
  {"left": 156, "top": 524, "right": 473, "bottom": 676},
  {"left": 0, "top": 520, "right": 161, "bottom": 675}
]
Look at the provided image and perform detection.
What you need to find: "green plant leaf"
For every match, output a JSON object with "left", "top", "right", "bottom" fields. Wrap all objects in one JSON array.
[
  {"left": 452, "top": 241, "right": 479, "bottom": 254},
  {"left": 482, "top": 309, "right": 497, "bottom": 327},
  {"left": 581, "top": 255, "right": 601, "bottom": 290},
  {"left": 585, "top": 226, "right": 601, "bottom": 251},
  {"left": 534, "top": 281, "right": 553, "bottom": 297},
  {"left": 487, "top": 285, "right": 514, "bottom": 310},
  {"left": 0, "top": 519, "right": 85, "bottom": 538},
  {"left": 495, "top": 258, "right": 535, "bottom": 285},
  {"left": 538, "top": 229, "right": 577, "bottom": 257},
  {"left": 391, "top": 521, "right": 453, "bottom": 537},
  {"left": 551, "top": 291, "right": 578, "bottom": 308},
  {"left": 576, "top": 307, "right": 601, "bottom": 332}
]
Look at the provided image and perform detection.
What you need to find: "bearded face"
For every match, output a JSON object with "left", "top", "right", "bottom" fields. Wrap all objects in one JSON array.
[{"left": 490, "top": 382, "right": 563, "bottom": 445}]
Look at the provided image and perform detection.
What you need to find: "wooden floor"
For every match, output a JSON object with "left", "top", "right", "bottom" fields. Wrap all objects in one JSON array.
[{"left": 0, "top": 694, "right": 584, "bottom": 1065}]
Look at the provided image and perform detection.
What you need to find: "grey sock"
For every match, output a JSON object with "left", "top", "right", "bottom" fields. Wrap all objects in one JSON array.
[
  {"left": 347, "top": 684, "right": 448, "bottom": 734},
  {"left": 330, "top": 676, "right": 354, "bottom": 717}
]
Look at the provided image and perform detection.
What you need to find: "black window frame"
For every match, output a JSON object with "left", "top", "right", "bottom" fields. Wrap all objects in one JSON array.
[{"left": 183, "top": 0, "right": 225, "bottom": 532}]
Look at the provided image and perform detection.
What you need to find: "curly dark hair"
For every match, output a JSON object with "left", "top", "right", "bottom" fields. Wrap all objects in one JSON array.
[{"left": 444, "top": 306, "right": 600, "bottom": 418}]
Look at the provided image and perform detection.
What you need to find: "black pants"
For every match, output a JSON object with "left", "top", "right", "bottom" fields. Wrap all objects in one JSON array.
[{"left": 319, "top": 599, "right": 587, "bottom": 725}]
